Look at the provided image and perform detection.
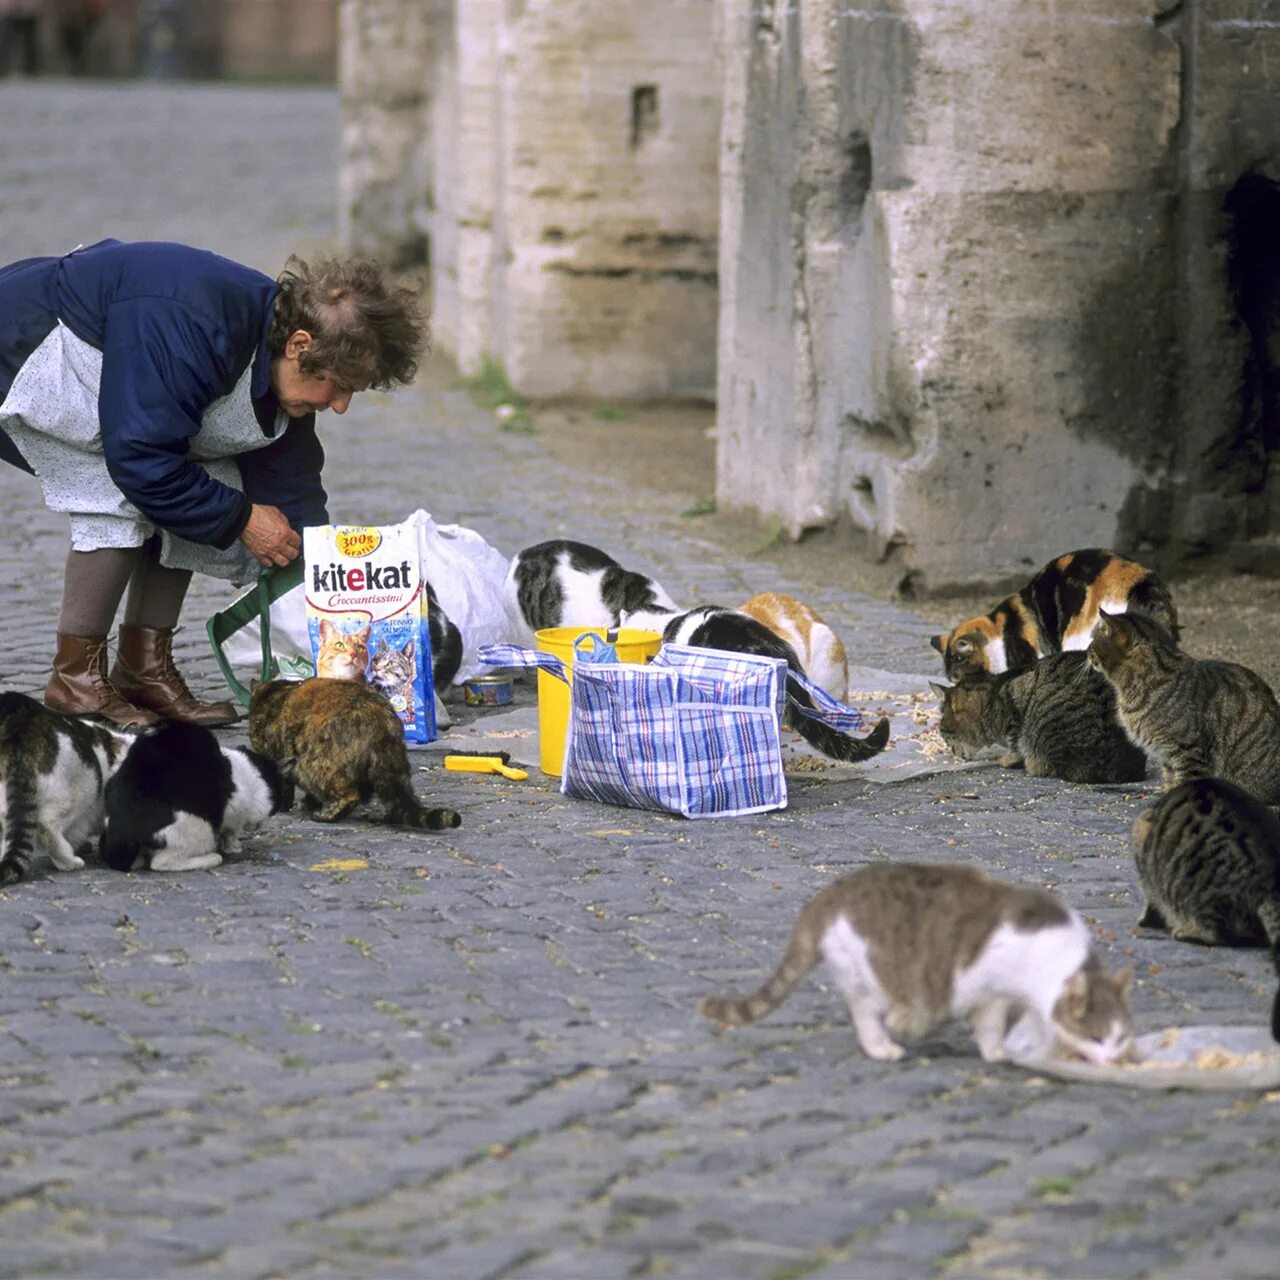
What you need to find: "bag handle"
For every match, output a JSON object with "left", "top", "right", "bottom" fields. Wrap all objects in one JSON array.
[
  {"left": 785, "top": 668, "right": 866, "bottom": 733},
  {"left": 206, "top": 568, "right": 286, "bottom": 708},
  {"left": 477, "top": 642, "right": 570, "bottom": 684}
]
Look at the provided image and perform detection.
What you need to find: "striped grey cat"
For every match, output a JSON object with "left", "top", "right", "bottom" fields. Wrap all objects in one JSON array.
[
  {"left": 933, "top": 652, "right": 1146, "bottom": 784},
  {"left": 700, "top": 863, "right": 1134, "bottom": 1064},
  {"left": 1132, "top": 777, "right": 1280, "bottom": 1040},
  {"left": 1088, "top": 611, "right": 1280, "bottom": 802}
]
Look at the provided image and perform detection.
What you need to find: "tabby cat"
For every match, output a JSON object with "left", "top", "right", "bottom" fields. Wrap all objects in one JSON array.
[
  {"left": 248, "top": 678, "right": 461, "bottom": 829},
  {"left": 700, "top": 862, "right": 1134, "bottom": 1064},
  {"left": 0, "top": 691, "right": 132, "bottom": 885},
  {"left": 739, "top": 591, "right": 849, "bottom": 702},
  {"left": 931, "top": 548, "right": 1179, "bottom": 680},
  {"left": 369, "top": 638, "right": 416, "bottom": 709},
  {"left": 100, "top": 720, "right": 295, "bottom": 873},
  {"left": 315, "top": 619, "right": 370, "bottom": 681},
  {"left": 622, "top": 604, "right": 890, "bottom": 764},
  {"left": 1088, "top": 612, "right": 1280, "bottom": 802},
  {"left": 505, "top": 539, "right": 679, "bottom": 646},
  {"left": 933, "top": 652, "right": 1147, "bottom": 784},
  {"left": 1132, "top": 778, "right": 1280, "bottom": 1040}
]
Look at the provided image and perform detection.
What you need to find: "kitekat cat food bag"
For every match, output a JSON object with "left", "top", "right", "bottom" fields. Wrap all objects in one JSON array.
[{"left": 303, "top": 520, "right": 437, "bottom": 743}]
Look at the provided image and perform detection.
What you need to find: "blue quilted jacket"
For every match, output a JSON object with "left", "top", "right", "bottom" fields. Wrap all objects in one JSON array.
[{"left": 0, "top": 239, "right": 328, "bottom": 549}]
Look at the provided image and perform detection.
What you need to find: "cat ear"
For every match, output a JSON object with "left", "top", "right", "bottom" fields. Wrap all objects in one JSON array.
[
  {"left": 404, "top": 639, "right": 414, "bottom": 659},
  {"left": 1113, "top": 967, "right": 1133, "bottom": 997},
  {"left": 1064, "top": 968, "right": 1089, "bottom": 1015},
  {"left": 954, "top": 634, "right": 977, "bottom": 656},
  {"left": 275, "top": 756, "right": 298, "bottom": 780},
  {"left": 929, "top": 681, "right": 950, "bottom": 699},
  {"left": 929, "top": 633, "right": 946, "bottom": 654},
  {"left": 319, "top": 619, "right": 335, "bottom": 641}
]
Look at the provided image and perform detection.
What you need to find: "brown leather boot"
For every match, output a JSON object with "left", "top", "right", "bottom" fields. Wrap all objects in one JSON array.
[
  {"left": 110, "top": 624, "right": 240, "bottom": 728},
  {"left": 44, "top": 632, "right": 161, "bottom": 730}
]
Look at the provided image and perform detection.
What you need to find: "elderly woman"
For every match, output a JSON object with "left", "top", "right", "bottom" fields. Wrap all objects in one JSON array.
[{"left": 0, "top": 238, "right": 426, "bottom": 728}]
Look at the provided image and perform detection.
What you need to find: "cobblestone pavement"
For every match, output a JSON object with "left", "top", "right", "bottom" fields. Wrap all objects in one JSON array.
[{"left": 2, "top": 81, "right": 1280, "bottom": 1280}]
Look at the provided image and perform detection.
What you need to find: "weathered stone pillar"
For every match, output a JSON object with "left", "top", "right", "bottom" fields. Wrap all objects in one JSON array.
[
  {"left": 718, "top": 0, "right": 1212, "bottom": 590},
  {"left": 338, "top": 0, "right": 438, "bottom": 266}
]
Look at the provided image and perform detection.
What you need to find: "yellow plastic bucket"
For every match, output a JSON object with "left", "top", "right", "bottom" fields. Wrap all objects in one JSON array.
[{"left": 534, "top": 626, "right": 662, "bottom": 776}]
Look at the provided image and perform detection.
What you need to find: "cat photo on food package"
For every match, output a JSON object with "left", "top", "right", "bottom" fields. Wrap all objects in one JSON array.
[{"left": 303, "top": 520, "right": 437, "bottom": 743}]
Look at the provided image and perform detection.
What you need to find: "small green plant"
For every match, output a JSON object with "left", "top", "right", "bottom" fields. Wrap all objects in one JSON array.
[
  {"left": 1034, "top": 1175, "right": 1077, "bottom": 1197},
  {"left": 592, "top": 406, "right": 630, "bottom": 422},
  {"left": 282, "top": 1054, "right": 312, "bottom": 1070},
  {"left": 465, "top": 357, "right": 534, "bottom": 432},
  {"left": 680, "top": 496, "right": 717, "bottom": 518},
  {"left": 750, "top": 517, "right": 786, "bottom": 556}
]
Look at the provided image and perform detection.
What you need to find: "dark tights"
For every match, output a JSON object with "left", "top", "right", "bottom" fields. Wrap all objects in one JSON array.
[{"left": 58, "top": 537, "right": 193, "bottom": 635}]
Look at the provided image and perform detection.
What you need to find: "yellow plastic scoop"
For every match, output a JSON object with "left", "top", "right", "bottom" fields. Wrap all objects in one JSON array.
[{"left": 444, "top": 754, "right": 529, "bottom": 781}]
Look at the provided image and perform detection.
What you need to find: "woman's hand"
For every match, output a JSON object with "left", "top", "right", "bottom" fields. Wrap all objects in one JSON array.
[{"left": 239, "top": 503, "right": 302, "bottom": 567}]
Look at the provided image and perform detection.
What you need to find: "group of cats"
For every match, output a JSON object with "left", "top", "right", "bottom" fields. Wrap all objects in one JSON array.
[
  {"left": 702, "top": 547, "right": 1280, "bottom": 1065},
  {"left": 0, "top": 674, "right": 462, "bottom": 888}
]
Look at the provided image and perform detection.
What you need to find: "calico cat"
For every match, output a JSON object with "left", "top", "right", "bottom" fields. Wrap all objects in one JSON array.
[
  {"left": 315, "top": 619, "right": 370, "bottom": 681},
  {"left": 621, "top": 604, "right": 890, "bottom": 763},
  {"left": 1131, "top": 778, "right": 1280, "bottom": 1040},
  {"left": 700, "top": 862, "right": 1134, "bottom": 1064},
  {"left": 505, "top": 539, "right": 679, "bottom": 645},
  {"left": 739, "top": 591, "right": 849, "bottom": 702},
  {"left": 931, "top": 548, "right": 1179, "bottom": 680},
  {"left": 0, "top": 691, "right": 132, "bottom": 885},
  {"left": 100, "top": 720, "right": 295, "bottom": 872},
  {"left": 1088, "top": 611, "right": 1280, "bottom": 802},
  {"left": 248, "top": 678, "right": 461, "bottom": 829},
  {"left": 933, "top": 652, "right": 1147, "bottom": 784}
]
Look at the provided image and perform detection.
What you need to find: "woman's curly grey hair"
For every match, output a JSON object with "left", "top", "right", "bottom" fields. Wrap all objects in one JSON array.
[{"left": 269, "top": 255, "right": 428, "bottom": 389}]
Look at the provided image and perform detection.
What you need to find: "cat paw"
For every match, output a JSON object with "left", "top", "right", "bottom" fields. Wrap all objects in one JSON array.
[
  {"left": 861, "top": 1040, "right": 906, "bottom": 1062},
  {"left": 52, "top": 853, "right": 86, "bottom": 872}
]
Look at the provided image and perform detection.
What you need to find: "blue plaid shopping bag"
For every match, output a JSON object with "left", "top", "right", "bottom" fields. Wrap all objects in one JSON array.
[{"left": 478, "top": 642, "right": 791, "bottom": 818}]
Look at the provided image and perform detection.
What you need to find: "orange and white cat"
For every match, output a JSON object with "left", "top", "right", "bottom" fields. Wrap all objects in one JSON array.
[
  {"left": 315, "top": 620, "right": 370, "bottom": 682},
  {"left": 739, "top": 592, "right": 849, "bottom": 702}
]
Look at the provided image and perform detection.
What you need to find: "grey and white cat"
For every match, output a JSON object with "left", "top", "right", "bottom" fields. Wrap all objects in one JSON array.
[
  {"left": 101, "top": 720, "right": 295, "bottom": 872},
  {"left": 504, "top": 539, "right": 679, "bottom": 645},
  {"left": 933, "top": 652, "right": 1147, "bottom": 784},
  {"left": 1132, "top": 777, "right": 1280, "bottom": 1040},
  {"left": 1088, "top": 611, "right": 1280, "bottom": 801},
  {"left": 700, "top": 862, "right": 1134, "bottom": 1064},
  {"left": 622, "top": 604, "right": 890, "bottom": 763},
  {"left": 0, "top": 691, "right": 133, "bottom": 885}
]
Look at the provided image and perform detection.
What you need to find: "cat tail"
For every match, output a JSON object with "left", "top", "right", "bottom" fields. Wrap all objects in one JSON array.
[
  {"left": 1259, "top": 896, "right": 1280, "bottom": 1043},
  {"left": 699, "top": 928, "right": 821, "bottom": 1028},
  {"left": 784, "top": 675, "right": 890, "bottom": 763},
  {"left": 384, "top": 782, "right": 462, "bottom": 832},
  {"left": 0, "top": 757, "right": 40, "bottom": 886}
]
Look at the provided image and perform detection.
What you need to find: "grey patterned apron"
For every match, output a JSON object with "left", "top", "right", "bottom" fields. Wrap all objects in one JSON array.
[{"left": 0, "top": 321, "right": 284, "bottom": 585}]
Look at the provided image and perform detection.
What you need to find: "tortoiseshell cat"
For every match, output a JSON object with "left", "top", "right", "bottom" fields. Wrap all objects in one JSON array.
[
  {"left": 931, "top": 549, "right": 1178, "bottom": 679},
  {"left": 1088, "top": 612, "right": 1280, "bottom": 802},
  {"left": 0, "top": 691, "right": 132, "bottom": 885},
  {"left": 315, "top": 620, "right": 370, "bottom": 681},
  {"left": 504, "top": 539, "right": 679, "bottom": 646},
  {"left": 248, "top": 678, "right": 460, "bottom": 829},
  {"left": 700, "top": 862, "right": 1134, "bottom": 1064},
  {"left": 1132, "top": 778, "right": 1280, "bottom": 1040},
  {"left": 933, "top": 652, "right": 1146, "bottom": 784},
  {"left": 739, "top": 591, "right": 849, "bottom": 702}
]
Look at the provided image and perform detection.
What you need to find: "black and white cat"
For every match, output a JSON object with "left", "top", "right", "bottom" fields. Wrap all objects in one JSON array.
[
  {"left": 0, "top": 691, "right": 133, "bottom": 886},
  {"left": 100, "top": 720, "right": 295, "bottom": 872},
  {"left": 425, "top": 581, "right": 464, "bottom": 729},
  {"left": 504, "top": 539, "right": 679, "bottom": 646},
  {"left": 622, "top": 604, "right": 890, "bottom": 763}
]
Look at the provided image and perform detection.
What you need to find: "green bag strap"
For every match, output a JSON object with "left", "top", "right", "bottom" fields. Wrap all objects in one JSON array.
[{"left": 206, "top": 561, "right": 305, "bottom": 708}]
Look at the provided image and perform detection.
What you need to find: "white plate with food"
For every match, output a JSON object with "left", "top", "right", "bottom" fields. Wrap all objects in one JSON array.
[{"left": 1008, "top": 1023, "right": 1280, "bottom": 1091}]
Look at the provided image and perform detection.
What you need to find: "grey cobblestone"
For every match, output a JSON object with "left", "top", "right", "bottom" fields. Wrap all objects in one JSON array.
[{"left": 1, "top": 79, "right": 1279, "bottom": 1279}]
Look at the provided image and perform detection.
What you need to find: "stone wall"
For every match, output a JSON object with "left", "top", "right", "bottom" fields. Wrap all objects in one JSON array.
[{"left": 717, "top": 0, "right": 1280, "bottom": 589}]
